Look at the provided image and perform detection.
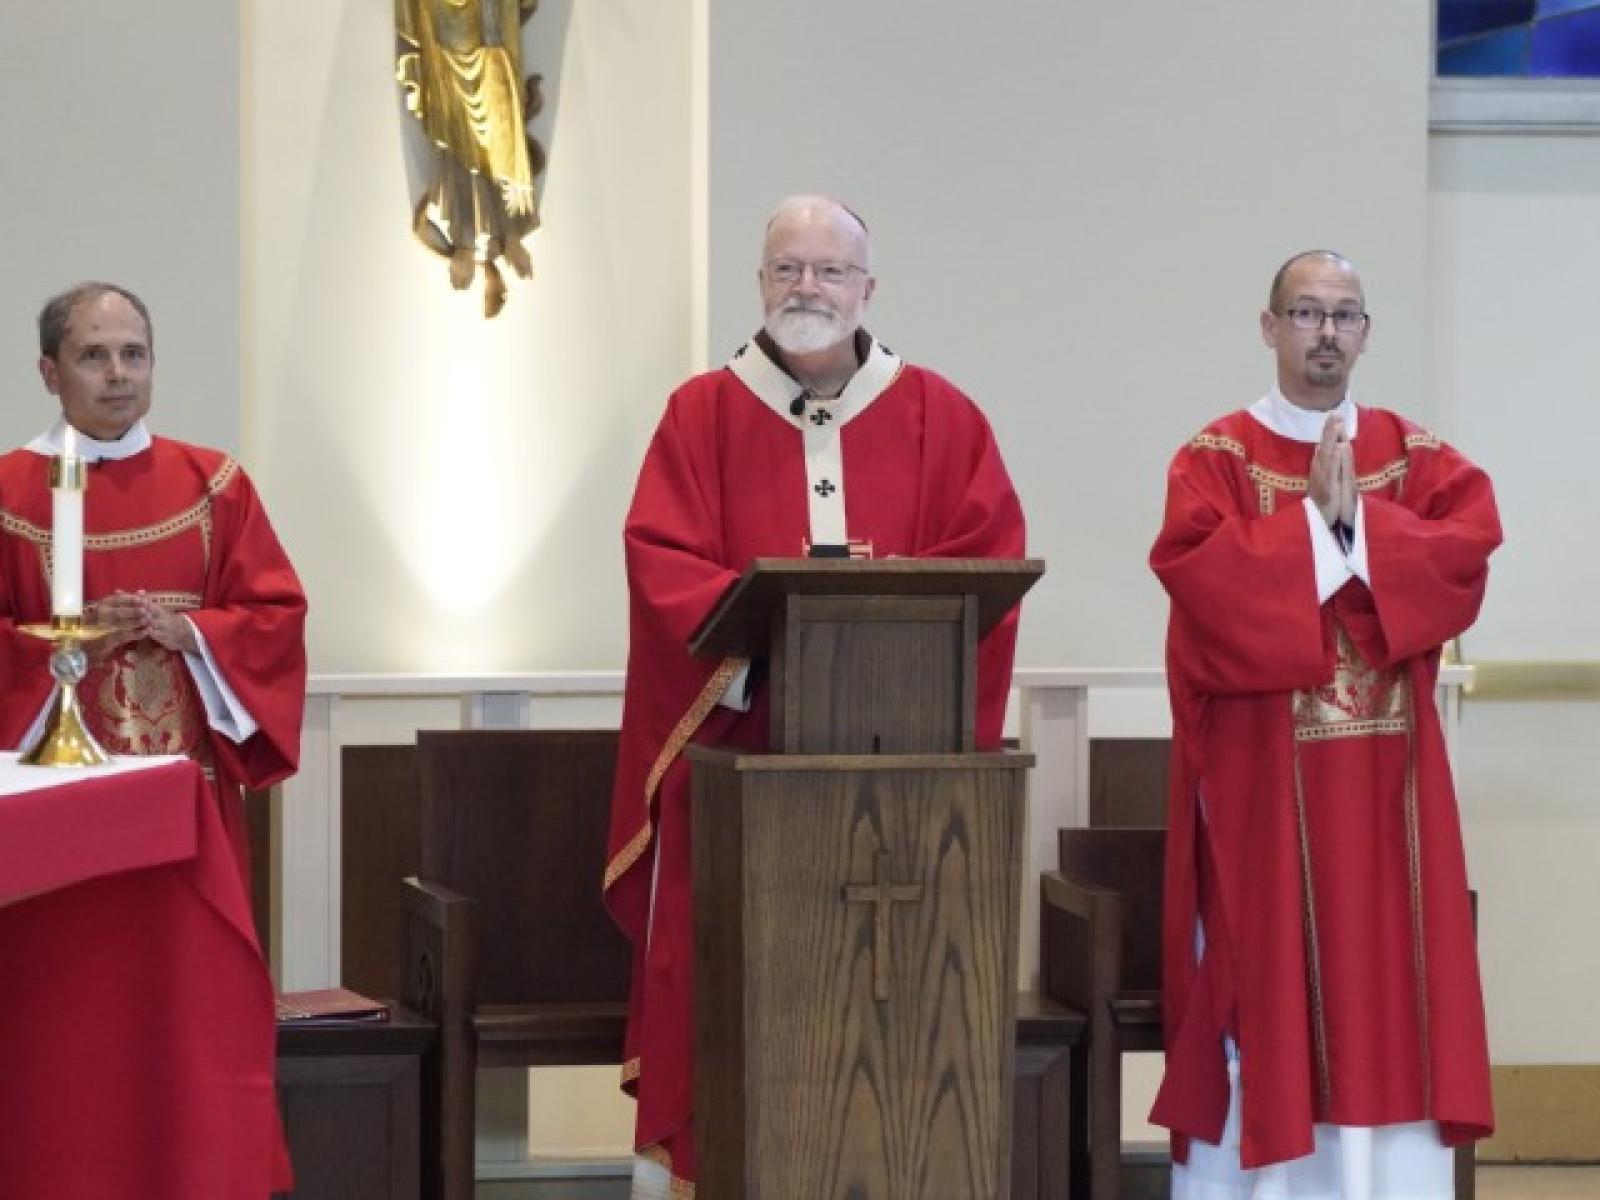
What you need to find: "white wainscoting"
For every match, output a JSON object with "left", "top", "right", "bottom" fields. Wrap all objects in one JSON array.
[{"left": 277, "top": 666, "right": 1470, "bottom": 991}]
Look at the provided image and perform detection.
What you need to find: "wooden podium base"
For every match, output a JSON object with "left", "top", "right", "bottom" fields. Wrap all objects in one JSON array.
[{"left": 692, "top": 749, "right": 1029, "bottom": 1200}]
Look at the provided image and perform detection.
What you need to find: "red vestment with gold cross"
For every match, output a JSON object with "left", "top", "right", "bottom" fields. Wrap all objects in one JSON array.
[{"left": 1149, "top": 406, "right": 1499, "bottom": 1169}]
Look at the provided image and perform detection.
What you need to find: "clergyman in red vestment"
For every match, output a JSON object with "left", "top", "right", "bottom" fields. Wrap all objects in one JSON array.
[
  {"left": 603, "top": 196, "right": 1026, "bottom": 1199},
  {"left": 0, "top": 282, "right": 308, "bottom": 881},
  {"left": 1149, "top": 252, "right": 1499, "bottom": 1199}
]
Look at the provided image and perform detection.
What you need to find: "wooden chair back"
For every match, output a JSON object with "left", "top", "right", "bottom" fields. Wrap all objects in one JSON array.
[{"left": 416, "top": 728, "right": 630, "bottom": 1008}]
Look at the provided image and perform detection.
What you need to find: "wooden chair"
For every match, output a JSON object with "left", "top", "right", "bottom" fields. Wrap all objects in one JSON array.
[
  {"left": 1040, "top": 827, "right": 1165, "bottom": 1200},
  {"left": 400, "top": 729, "right": 631, "bottom": 1200},
  {"left": 1041, "top": 825, "right": 1478, "bottom": 1200}
]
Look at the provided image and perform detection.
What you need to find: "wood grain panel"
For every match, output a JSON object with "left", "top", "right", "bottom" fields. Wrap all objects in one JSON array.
[
  {"left": 1089, "top": 738, "right": 1170, "bottom": 828},
  {"left": 342, "top": 746, "right": 422, "bottom": 999},
  {"left": 695, "top": 753, "right": 1027, "bottom": 1199}
]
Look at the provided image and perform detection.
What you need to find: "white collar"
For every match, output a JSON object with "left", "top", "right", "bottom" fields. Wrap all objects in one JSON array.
[
  {"left": 727, "top": 334, "right": 903, "bottom": 430},
  {"left": 26, "top": 418, "right": 152, "bottom": 462},
  {"left": 1248, "top": 386, "right": 1358, "bottom": 444}
]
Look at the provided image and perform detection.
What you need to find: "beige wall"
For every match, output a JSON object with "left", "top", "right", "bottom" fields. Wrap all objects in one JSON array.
[
  {"left": 1429, "top": 133, "right": 1600, "bottom": 1063},
  {"left": 242, "top": 0, "right": 695, "bottom": 674},
  {"left": 708, "top": 0, "right": 1434, "bottom": 668},
  {"left": 0, "top": 2, "right": 239, "bottom": 454}
]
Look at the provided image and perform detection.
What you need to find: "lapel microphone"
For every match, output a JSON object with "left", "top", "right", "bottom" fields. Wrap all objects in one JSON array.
[{"left": 789, "top": 389, "right": 812, "bottom": 417}]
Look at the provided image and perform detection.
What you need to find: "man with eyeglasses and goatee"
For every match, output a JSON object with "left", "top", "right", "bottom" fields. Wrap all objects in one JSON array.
[
  {"left": 604, "top": 194, "right": 1026, "bottom": 1199},
  {"left": 1148, "top": 251, "right": 1499, "bottom": 1199}
]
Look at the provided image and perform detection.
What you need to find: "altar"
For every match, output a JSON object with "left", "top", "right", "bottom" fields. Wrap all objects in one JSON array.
[{"left": 0, "top": 754, "right": 288, "bottom": 1197}]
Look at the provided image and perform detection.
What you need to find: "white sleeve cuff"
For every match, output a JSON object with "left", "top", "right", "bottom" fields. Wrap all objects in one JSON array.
[
  {"left": 1346, "top": 495, "right": 1370, "bottom": 585},
  {"left": 718, "top": 661, "right": 753, "bottom": 712},
  {"left": 1303, "top": 496, "right": 1355, "bottom": 604},
  {"left": 182, "top": 620, "right": 260, "bottom": 744}
]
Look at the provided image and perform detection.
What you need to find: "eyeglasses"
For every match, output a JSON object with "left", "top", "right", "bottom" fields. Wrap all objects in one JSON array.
[
  {"left": 763, "top": 259, "right": 869, "bottom": 286},
  {"left": 1279, "top": 305, "right": 1369, "bottom": 333}
]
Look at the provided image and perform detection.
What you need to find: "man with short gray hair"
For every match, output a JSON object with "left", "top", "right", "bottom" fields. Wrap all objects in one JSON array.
[{"left": 605, "top": 197, "right": 1027, "bottom": 1198}]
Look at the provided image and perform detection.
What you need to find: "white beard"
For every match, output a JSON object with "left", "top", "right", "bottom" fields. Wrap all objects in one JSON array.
[{"left": 765, "top": 306, "right": 855, "bottom": 356}]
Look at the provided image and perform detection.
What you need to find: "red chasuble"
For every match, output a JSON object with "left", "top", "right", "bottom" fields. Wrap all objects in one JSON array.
[
  {"left": 0, "top": 437, "right": 308, "bottom": 875},
  {"left": 603, "top": 336, "right": 1026, "bottom": 1191},
  {"left": 1148, "top": 406, "right": 1499, "bottom": 1169}
]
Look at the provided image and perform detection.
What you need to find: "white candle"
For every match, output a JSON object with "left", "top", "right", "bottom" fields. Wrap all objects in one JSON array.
[{"left": 51, "top": 428, "right": 84, "bottom": 619}]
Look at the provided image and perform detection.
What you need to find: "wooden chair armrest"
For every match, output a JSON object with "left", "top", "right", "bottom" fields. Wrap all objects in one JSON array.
[
  {"left": 403, "top": 875, "right": 474, "bottom": 924},
  {"left": 401, "top": 875, "right": 478, "bottom": 1025},
  {"left": 1040, "top": 868, "right": 1119, "bottom": 921}
]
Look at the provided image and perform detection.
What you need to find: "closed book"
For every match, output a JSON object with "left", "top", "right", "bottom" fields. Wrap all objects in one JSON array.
[{"left": 275, "top": 987, "right": 390, "bottom": 1024}]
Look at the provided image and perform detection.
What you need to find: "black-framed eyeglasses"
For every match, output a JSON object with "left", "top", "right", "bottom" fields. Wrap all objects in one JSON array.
[
  {"left": 1279, "top": 305, "right": 1369, "bottom": 333},
  {"left": 763, "top": 259, "right": 869, "bottom": 286}
]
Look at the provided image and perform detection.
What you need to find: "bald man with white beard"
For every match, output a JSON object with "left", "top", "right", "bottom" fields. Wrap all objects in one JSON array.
[{"left": 604, "top": 196, "right": 1027, "bottom": 1199}]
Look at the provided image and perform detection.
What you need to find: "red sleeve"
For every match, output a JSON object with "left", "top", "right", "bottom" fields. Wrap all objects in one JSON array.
[
  {"left": 188, "top": 466, "right": 308, "bottom": 790},
  {"left": 607, "top": 390, "right": 742, "bottom": 936},
  {"left": 1150, "top": 446, "right": 1327, "bottom": 695},
  {"left": 914, "top": 384, "right": 1026, "bottom": 749},
  {"left": 623, "top": 392, "right": 740, "bottom": 650},
  {"left": 1344, "top": 442, "right": 1500, "bottom": 667}
]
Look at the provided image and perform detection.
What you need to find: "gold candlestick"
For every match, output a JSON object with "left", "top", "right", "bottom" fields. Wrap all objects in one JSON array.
[{"left": 17, "top": 616, "right": 112, "bottom": 767}]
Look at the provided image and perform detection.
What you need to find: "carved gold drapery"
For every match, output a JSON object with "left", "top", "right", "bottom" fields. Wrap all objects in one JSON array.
[{"left": 397, "top": 0, "right": 547, "bottom": 317}]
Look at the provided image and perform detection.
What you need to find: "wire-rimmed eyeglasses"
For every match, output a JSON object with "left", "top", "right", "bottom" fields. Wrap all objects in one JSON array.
[{"left": 763, "top": 259, "right": 869, "bottom": 286}]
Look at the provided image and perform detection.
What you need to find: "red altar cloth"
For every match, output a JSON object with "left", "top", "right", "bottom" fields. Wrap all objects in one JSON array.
[{"left": 0, "top": 754, "right": 290, "bottom": 1197}]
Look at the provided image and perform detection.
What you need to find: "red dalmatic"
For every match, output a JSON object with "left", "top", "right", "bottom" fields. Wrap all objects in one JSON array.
[
  {"left": 603, "top": 342, "right": 1026, "bottom": 1192},
  {"left": 0, "top": 437, "right": 308, "bottom": 876},
  {"left": 1149, "top": 407, "right": 1500, "bottom": 1168}
]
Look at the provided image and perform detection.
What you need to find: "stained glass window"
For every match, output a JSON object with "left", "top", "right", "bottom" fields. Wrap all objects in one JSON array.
[{"left": 1437, "top": 0, "right": 1600, "bottom": 76}]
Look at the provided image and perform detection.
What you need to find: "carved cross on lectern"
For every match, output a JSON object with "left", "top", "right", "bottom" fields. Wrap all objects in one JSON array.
[{"left": 843, "top": 851, "right": 926, "bottom": 1002}]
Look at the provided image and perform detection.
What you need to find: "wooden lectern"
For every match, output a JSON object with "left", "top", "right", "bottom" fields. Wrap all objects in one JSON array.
[{"left": 689, "top": 557, "right": 1043, "bottom": 1199}]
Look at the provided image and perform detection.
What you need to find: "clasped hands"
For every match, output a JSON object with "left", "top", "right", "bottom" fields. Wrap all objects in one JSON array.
[
  {"left": 1310, "top": 416, "right": 1357, "bottom": 531},
  {"left": 84, "top": 591, "right": 198, "bottom": 659}
]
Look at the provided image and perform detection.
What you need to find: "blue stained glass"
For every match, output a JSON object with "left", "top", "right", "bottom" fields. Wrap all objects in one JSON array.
[
  {"left": 1438, "top": 0, "right": 1536, "bottom": 42},
  {"left": 1437, "top": 26, "right": 1533, "bottom": 75},
  {"left": 1536, "top": 0, "right": 1600, "bottom": 19},
  {"left": 1529, "top": 9, "right": 1600, "bottom": 71}
]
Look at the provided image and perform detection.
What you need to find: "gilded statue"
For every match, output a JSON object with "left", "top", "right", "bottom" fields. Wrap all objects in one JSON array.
[{"left": 396, "top": 0, "right": 547, "bottom": 317}]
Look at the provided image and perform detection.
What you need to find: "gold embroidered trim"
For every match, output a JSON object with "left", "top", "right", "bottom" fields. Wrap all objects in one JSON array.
[
  {"left": 640, "top": 1143, "right": 671, "bottom": 1169},
  {"left": 0, "top": 510, "right": 47, "bottom": 544},
  {"left": 1248, "top": 464, "right": 1305, "bottom": 494},
  {"left": 1293, "top": 624, "right": 1410, "bottom": 741},
  {"left": 1248, "top": 458, "right": 1413, "bottom": 517},
  {"left": 86, "top": 591, "right": 200, "bottom": 617},
  {"left": 69, "top": 458, "right": 236, "bottom": 553},
  {"left": 1292, "top": 742, "right": 1333, "bottom": 1117},
  {"left": 1359, "top": 461, "right": 1408, "bottom": 491},
  {"left": 1191, "top": 432, "right": 1246, "bottom": 458},
  {"left": 601, "top": 655, "right": 748, "bottom": 892},
  {"left": 1294, "top": 718, "right": 1408, "bottom": 743},
  {"left": 604, "top": 824, "right": 653, "bottom": 894},
  {"left": 1405, "top": 431, "right": 1439, "bottom": 451},
  {"left": 1404, "top": 700, "right": 1432, "bottom": 1115},
  {"left": 86, "top": 499, "right": 207, "bottom": 551},
  {"left": 636, "top": 1143, "right": 696, "bottom": 1197}
]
